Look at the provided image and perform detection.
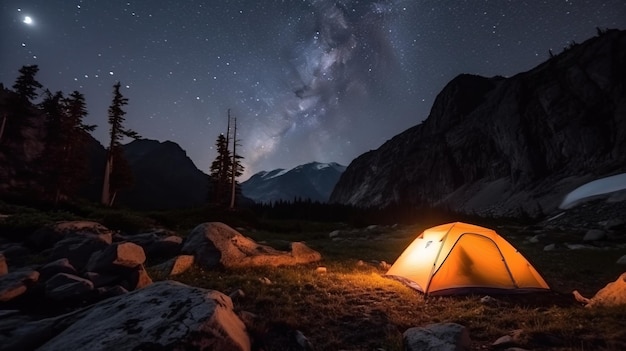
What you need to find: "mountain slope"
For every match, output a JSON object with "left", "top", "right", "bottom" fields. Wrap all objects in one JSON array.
[
  {"left": 114, "top": 139, "right": 210, "bottom": 210},
  {"left": 242, "top": 162, "right": 346, "bottom": 203},
  {"left": 330, "top": 29, "right": 626, "bottom": 217}
]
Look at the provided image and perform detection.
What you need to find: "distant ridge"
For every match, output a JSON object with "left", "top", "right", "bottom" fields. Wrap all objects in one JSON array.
[{"left": 241, "top": 162, "right": 346, "bottom": 204}]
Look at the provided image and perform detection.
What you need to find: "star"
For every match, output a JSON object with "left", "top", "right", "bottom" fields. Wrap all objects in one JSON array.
[{"left": 23, "top": 16, "right": 33, "bottom": 25}]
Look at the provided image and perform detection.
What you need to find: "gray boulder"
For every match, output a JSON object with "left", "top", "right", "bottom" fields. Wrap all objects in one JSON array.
[
  {"left": 404, "top": 323, "right": 471, "bottom": 351},
  {"left": 182, "top": 222, "right": 322, "bottom": 269},
  {"left": 29, "top": 221, "right": 112, "bottom": 249},
  {"left": 49, "top": 234, "right": 111, "bottom": 271},
  {"left": 38, "top": 258, "right": 77, "bottom": 281},
  {"left": 0, "top": 253, "right": 6, "bottom": 276},
  {"left": 85, "top": 242, "right": 146, "bottom": 273},
  {"left": 583, "top": 229, "right": 606, "bottom": 242},
  {"left": 0, "top": 269, "right": 39, "bottom": 302},
  {"left": 0, "top": 280, "right": 250, "bottom": 351},
  {"left": 151, "top": 255, "right": 194, "bottom": 277},
  {"left": 117, "top": 230, "right": 183, "bottom": 258},
  {"left": 45, "top": 273, "right": 94, "bottom": 300}
]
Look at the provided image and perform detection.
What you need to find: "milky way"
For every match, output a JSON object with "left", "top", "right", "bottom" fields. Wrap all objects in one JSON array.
[{"left": 1, "top": 0, "right": 625, "bottom": 179}]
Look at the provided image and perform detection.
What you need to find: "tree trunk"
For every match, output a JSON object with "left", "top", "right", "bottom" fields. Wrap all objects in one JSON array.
[
  {"left": 101, "top": 153, "right": 112, "bottom": 205},
  {"left": 0, "top": 113, "right": 6, "bottom": 144},
  {"left": 230, "top": 118, "right": 237, "bottom": 210}
]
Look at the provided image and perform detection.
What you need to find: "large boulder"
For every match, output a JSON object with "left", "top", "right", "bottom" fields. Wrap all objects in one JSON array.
[
  {"left": 116, "top": 230, "right": 183, "bottom": 258},
  {"left": 151, "top": 255, "right": 195, "bottom": 277},
  {"left": 573, "top": 272, "right": 626, "bottom": 307},
  {"left": 48, "top": 234, "right": 111, "bottom": 271},
  {"left": 38, "top": 258, "right": 77, "bottom": 282},
  {"left": 404, "top": 323, "right": 471, "bottom": 351},
  {"left": 181, "top": 222, "right": 321, "bottom": 269},
  {"left": 29, "top": 221, "right": 112, "bottom": 249},
  {"left": 85, "top": 242, "right": 146, "bottom": 273},
  {"left": 0, "top": 269, "right": 39, "bottom": 302},
  {"left": 0, "top": 280, "right": 251, "bottom": 351},
  {"left": 45, "top": 273, "right": 94, "bottom": 301},
  {"left": 0, "top": 253, "right": 7, "bottom": 276}
]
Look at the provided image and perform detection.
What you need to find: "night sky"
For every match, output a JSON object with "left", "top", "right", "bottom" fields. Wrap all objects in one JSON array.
[{"left": 2, "top": 1, "right": 625, "bottom": 180}]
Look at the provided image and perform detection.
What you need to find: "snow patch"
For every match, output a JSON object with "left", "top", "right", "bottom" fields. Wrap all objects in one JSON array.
[{"left": 559, "top": 173, "right": 626, "bottom": 209}]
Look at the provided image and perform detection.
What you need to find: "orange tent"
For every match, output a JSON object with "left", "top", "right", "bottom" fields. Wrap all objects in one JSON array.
[{"left": 386, "top": 222, "right": 549, "bottom": 296}]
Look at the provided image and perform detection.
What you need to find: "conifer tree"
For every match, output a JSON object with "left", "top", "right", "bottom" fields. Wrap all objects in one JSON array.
[
  {"left": 209, "top": 133, "right": 231, "bottom": 205},
  {"left": 102, "top": 82, "right": 140, "bottom": 206},
  {"left": 1, "top": 65, "right": 44, "bottom": 143},
  {"left": 208, "top": 110, "right": 245, "bottom": 207},
  {"left": 40, "top": 90, "right": 95, "bottom": 204},
  {"left": 13, "top": 65, "right": 43, "bottom": 102}
]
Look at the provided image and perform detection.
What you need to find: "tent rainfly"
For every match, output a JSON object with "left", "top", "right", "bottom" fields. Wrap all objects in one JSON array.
[{"left": 386, "top": 222, "right": 550, "bottom": 296}]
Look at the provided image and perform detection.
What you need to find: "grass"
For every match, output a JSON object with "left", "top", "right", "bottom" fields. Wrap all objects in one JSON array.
[
  {"left": 2, "top": 202, "right": 625, "bottom": 350},
  {"left": 162, "top": 223, "right": 626, "bottom": 350}
]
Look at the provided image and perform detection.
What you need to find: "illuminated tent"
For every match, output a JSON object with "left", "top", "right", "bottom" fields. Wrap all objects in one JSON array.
[{"left": 386, "top": 222, "right": 550, "bottom": 296}]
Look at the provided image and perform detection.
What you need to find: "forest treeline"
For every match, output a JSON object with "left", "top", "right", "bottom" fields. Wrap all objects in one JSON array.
[{"left": 0, "top": 65, "right": 244, "bottom": 209}]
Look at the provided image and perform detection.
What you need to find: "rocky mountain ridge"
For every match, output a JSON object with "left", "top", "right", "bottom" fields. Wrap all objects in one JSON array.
[
  {"left": 241, "top": 161, "right": 346, "bottom": 203},
  {"left": 330, "top": 29, "right": 626, "bottom": 218}
]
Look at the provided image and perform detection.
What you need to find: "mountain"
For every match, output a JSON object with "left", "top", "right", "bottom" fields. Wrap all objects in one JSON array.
[
  {"left": 241, "top": 162, "right": 346, "bottom": 203},
  {"left": 113, "top": 139, "right": 210, "bottom": 210},
  {"left": 330, "top": 29, "right": 626, "bottom": 218}
]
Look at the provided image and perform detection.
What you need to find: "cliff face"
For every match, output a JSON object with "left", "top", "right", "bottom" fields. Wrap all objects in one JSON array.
[{"left": 330, "top": 30, "right": 626, "bottom": 217}]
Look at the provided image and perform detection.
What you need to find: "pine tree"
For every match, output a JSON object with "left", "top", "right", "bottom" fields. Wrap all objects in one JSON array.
[
  {"left": 13, "top": 65, "right": 43, "bottom": 102},
  {"left": 208, "top": 110, "right": 245, "bottom": 207},
  {"left": 102, "top": 82, "right": 140, "bottom": 206},
  {"left": 209, "top": 134, "right": 231, "bottom": 205},
  {"left": 2, "top": 65, "right": 44, "bottom": 143},
  {"left": 40, "top": 90, "right": 96, "bottom": 204}
]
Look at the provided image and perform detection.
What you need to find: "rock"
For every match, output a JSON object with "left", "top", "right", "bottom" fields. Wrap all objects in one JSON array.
[
  {"left": 543, "top": 244, "right": 556, "bottom": 251},
  {"left": 0, "top": 269, "right": 39, "bottom": 302},
  {"left": 315, "top": 266, "right": 327, "bottom": 274},
  {"left": 599, "top": 219, "right": 625, "bottom": 230},
  {"left": 480, "top": 295, "right": 498, "bottom": 305},
  {"left": 616, "top": 255, "right": 626, "bottom": 265},
  {"left": 379, "top": 261, "right": 391, "bottom": 270},
  {"left": 151, "top": 255, "right": 194, "bottom": 277},
  {"left": 492, "top": 335, "right": 515, "bottom": 347},
  {"left": 182, "top": 222, "right": 321, "bottom": 269},
  {"left": 117, "top": 230, "right": 182, "bottom": 258},
  {"left": 38, "top": 258, "right": 77, "bottom": 281},
  {"left": 583, "top": 229, "right": 606, "bottom": 241},
  {"left": 528, "top": 235, "right": 541, "bottom": 243},
  {"left": 329, "top": 230, "right": 341, "bottom": 238},
  {"left": 45, "top": 273, "right": 94, "bottom": 300},
  {"left": 119, "top": 264, "right": 152, "bottom": 291},
  {"left": 95, "top": 285, "right": 129, "bottom": 299},
  {"left": 86, "top": 242, "right": 146, "bottom": 273},
  {"left": 0, "top": 280, "right": 251, "bottom": 351},
  {"left": 576, "top": 272, "right": 626, "bottom": 307},
  {"left": 83, "top": 272, "right": 120, "bottom": 288},
  {"left": 0, "top": 253, "right": 7, "bottom": 276},
  {"left": 259, "top": 277, "right": 272, "bottom": 285},
  {"left": 0, "top": 244, "right": 30, "bottom": 266},
  {"left": 49, "top": 234, "right": 111, "bottom": 271},
  {"left": 404, "top": 323, "right": 471, "bottom": 351},
  {"left": 29, "top": 221, "right": 112, "bottom": 249}
]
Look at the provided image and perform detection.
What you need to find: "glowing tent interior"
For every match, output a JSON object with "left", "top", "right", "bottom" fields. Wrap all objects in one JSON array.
[{"left": 386, "top": 222, "right": 550, "bottom": 296}]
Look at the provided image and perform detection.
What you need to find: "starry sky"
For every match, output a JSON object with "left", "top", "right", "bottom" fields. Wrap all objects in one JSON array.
[{"left": 1, "top": 1, "right": 625, "bottom": 180}]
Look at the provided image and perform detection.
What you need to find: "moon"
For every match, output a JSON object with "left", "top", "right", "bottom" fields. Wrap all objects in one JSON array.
[{"left": 23, "top": 16, "right": 33, "bottom": 25}]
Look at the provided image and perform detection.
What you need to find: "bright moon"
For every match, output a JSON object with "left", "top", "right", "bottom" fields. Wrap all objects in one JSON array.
[{"left": 23, "top": 16, "right": 33, "bottom": 25}]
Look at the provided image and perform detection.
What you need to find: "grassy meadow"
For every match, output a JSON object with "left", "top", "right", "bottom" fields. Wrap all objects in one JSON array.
[{"left": 1, "top": 202, "right": 626, "bottom": 350}]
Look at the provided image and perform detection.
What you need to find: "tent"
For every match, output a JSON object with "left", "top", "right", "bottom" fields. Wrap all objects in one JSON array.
[{"left": 386, "top": 222, "right": 550, "bottom": 296}]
